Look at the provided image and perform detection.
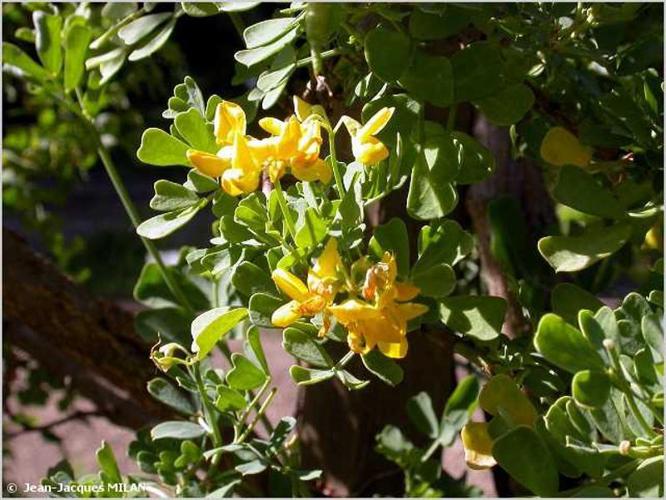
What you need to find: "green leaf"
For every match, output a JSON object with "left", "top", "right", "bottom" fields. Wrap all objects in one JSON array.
[
  {"left": 246, "top": 326, "right": 270, "bottom": 375},
  {"left": 191, "top": 307, "right": 248, "bottom": 360},
  {"left": 295, "top": 207, "right": 328, "bottom": 249},
  {"left": 137, "top": 200, "right": 206, "bottom": 240},
  {"left": 415, "top": 221, "right": 473, "bottom": 269},
  {"left": 248, "top": 293, "right": 282, "bottom": 328},
  {"left": 534, "top": 313, "right": 605, "bottom": 373},
  {"left": 180, "top": 2, "right": 221, "bottom": 17},
  {"left": 232, "top": 262, "right": 275, "bottom": 297},
  {"left": 438, "top": 296, "right": 506, "bottom": 340},
  {"left": 133, "top": 262, "right": 209, "bottom": 311},
  {"left": 150, "top": 180, "right": 199, "bottom": 211},
  {"left": 479, "top": 374, "right": 537, "bottom": 427},
  {"left": 553, "top": 166, "right": 625, "bottom": 219},
  {"left": 33, "top": 11, "right": 62, "bottom": 74},
  {"left": 64, "top": 25, "right": 92, "bottom": 91},
  {"left": 215, "top": 386, "right": 247, "bottom": 412},
  {"left": 137, "top": 128, "right": 190, "bottom": 166},
  {"left": 492, "top": 426, "right": 559, "bottom": 496},
  {"left": 118, "top": 12, "right": 172, "bottom": 45},
  {"left": 174, "top": 108, "right": 217, "bottom": 153},
  {"left": 407, "top": 152, "right": 457, "bottom": 220},
  {"left": 451, "top": 41, "right": 504, "bottom": 102},
  {"left": 412, "top": 263, "right": 455, "bottom": 298},
  {"left": 335, "top": 369, "right": 369, "bottom": 390},
  {"left": 627, "top": 456, "right": 663, "bottom": 498},
  {"left": 186, "top": 169, "right": 219, "bottom": 193},
  {"left": 235, "top": 28, "right": 298, "bottom": 67},
  {"left": 364, "top": 27, "right": 411, "bottom": 81},
  {"left": 369, "top": 218, "right": 409, "bottom": 278},
  {"left": 406, "top": 392, "right": 439, "bottom": 438},
  {"left": 289, "top": 365, "right": 335, "bottom": 385},
  {"left": 422, "top": 122, "right": 460, "bottom": 183},
  {"left": 641, "top": 313, "right": 664, "bottom": 362},
  {"left": 440, "top": 375, "right": 479, "bottom": 446},
  {"left": 135, "top": 307, "right": 191, "bottom": 345},
  {"left": 473, "top": 83, "right": 534, "bottom": 126},
  {"left": 572, "top": 370, "right": 611, "bottom": 409},
  {"left": 2, "top": 42, "right": 51, "bottom": 82},
  {"left": 409, "top": 7, "right": 469, "bottom": 40},
  {"left": 451, "top": 132, "right": 495, "bottom": 184},
  {"left": 282, "top": 328, "right": 332, "bottom": 368},
  {"left": 151, "top": 421, "right": 206, "bottom": 440},
  {"left": 244, "top": 17, "right": 297, "bottom": 48},
  {"left": 399, "top": 50, "right": 453, "bottom": 107},
  {"left": 96, "top": 441, "right": 122, "bottom": 484},
  {"left": 551, "top": 283, "right": 603, "bottom": 325},
  {"left": 538, "top": 223, "right": 632, "bottom": 272},
  {"left": 361, "top": 350, "right": 404, "bottom": 386},
  {"left": 147, "top": 378, "right": 195, "bottom": 415},
  {"left": 226, "top": 353, "right": 267, "bottom": 390},
  {"left": 129, "top": 17, "right": 177, "bottom": 61},
  {"left": 220, "top": 2, "right": 260, "bottom": 12}
]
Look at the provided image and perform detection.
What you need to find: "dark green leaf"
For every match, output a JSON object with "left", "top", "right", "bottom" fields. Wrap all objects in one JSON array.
[
  {"left": 439, "top": 296, "right": 506, "bottom": 340},
  {"left": 232, "top": 262, "right": 276, "bottom": 297},
  {"left": 248, "top": 293, "right": 283, "bottom": 328},
  {"left": 440, "top": 375, "right": 479, "bottom": 446},
  {"left": 572, "top": 370, "right": 611, "bottom": 409},
  {"left": 553, "top": 166, "right": 625, "bottom": 219},
  {"left": 289, "top": 365, "right": 335, "bottom": 385},
  {"left": 150, "top": 180, "right": 200, "bottom": 211},
  {"left": 282, "top": 328, "right": 332, "bottom": 368},
  {"left": 235, "top": 28, "right": 298, "bottom": 67},
  {"left": 451, "top": 132, "right": 495, "bottom": 184},
  {"left": 137, "top": 200, "right": 206, "bottom": 240},
  {"left": 534, "top": 314, "right": 605, "bottom": 373},
  {"left": 399, "top": 50, "right": 453, "bottom": 107},
  {"left": 407, "top": 392, "right": 439, "bottom": 438},
  {"left": 96, "top": 441, "right": 122, "bottom": 484},
  {"left": 369, "top": 218, "right": 409, "bottom": 278},
  {"left": 174, "top": 108, "right": 217, "bottom": 153},
  {"left": 361, "top": 350, "right": 404, "bottom": 386},
  {"left": 551, "top": 283, "right": 603, "bottom": 325},
  {"left": 407, "top": 152, "right": 457, "bottom": 220},
  {"left": 2, "top": 42, "right": 51, "bottom": 82},
  {"left": 492, "top": 426, "right": 559, "bottom": 496},
  {"left": 129, "top": 18, "right": 177, "bottom": 61},
  {"left": 215, "top": 386, "right": 247, "bottom": 412},
  {"left": 364, "top": 27, "right": 411, "bottom": 81},
  {"left": 473, "top": 84, "right": 534, "bottom": 126},
  {"left": 451, "top": 42, "right": 504, "bottom": 102}
]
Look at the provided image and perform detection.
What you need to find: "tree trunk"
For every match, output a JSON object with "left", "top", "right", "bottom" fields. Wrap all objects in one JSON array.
[{"left": 3, "top": 229, "right": 174, "bottom": 429}]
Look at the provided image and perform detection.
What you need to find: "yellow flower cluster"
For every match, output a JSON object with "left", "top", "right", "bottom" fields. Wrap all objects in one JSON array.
[
  {"left": 185, "top": 97, "right": 395, "bottom": 196},
  {"left": 270, "top": 238, "right": 428, "bottom": 359}
]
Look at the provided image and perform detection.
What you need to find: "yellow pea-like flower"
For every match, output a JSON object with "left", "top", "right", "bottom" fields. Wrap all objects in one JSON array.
[
  {"left": 540, "top": 126, "right": 593, "bottom": 168},
  {"left": 271, "top": 239, "right": 341, "bottom": 328},
  {"left": 185, "top": 148, "right": 232, "bottom": 178},
  {"left": 220, "top": 133, "right": 261, "bottom": 196},
  {"left": 214, "top": 101, "right": 246, "bottom": 146},
  {"left": 341, "top": 107, "right": 395, "bottom": 166},
  {"left": 329, "top": 252, "right": 427, "bottom": 359}
]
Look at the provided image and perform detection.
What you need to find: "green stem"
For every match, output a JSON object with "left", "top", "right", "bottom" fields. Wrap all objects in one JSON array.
[
  {"left": 447, "top": 104, "right": 457, "bottom": 131},
  {"left": 334, "top": 351, "right": 355, "bottom": 370},
  {"left": 193, "top": 364, "right": 223, "bottom": 465},
  {"left": 237, "top": 388, "right": 278, "bottom": 443},
  {"left": 295, "top": 48, "right": 343, "bottom": 69},
  {"left": 237, "top": 378, "right": 272, "bottom": 431},
  {"left": 227, "top": 12, "right": 245, "bottom": 40},
  {"left": 421, "top": 439, "right": 441, "bottom": 462},
  {"left": 96, "top": 145, "right": 195, "bottom": 315},
  {"left": 326, "top": 127, "right": 345, "bottom": 198},
  {"left": 274, "top": 180, "right": 298, "bottom": 241}
]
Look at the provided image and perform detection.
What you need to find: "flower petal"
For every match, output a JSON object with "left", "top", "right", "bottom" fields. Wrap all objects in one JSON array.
[
  {"left": 328, "top": 299, "right": 381, "bottom": 324},
  {"left": 358, "top": 107, "right": 394, "bottom": 141},
  {"left": 272, "top": 300, "right": 301, "bottom": 327},
  {"left": 461, "top": 422, "right": 497, "bottom": 470},
  {"left": 395, "top": 282, "right": 420, "bottom": 302},
  {"left": 258, "top": 117, "right": 285, "bottom": 136},
  {"left": 378, "top": 337, "right": 408, "bottom": 359},
  {"left": 186, "top": 149, "right": 229, "bottom": 177},
  {"left": 214, "top": 101, "right": 246, "bottom": 145},
  {"left": 271, "top": 268, "right": 309, "bottom": 302}
]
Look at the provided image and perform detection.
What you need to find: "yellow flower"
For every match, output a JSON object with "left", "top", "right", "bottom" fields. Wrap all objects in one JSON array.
[
  {"left": 214, "top": 100, "right": 246, "bottom": 145},
  {"left": 341, "top": 107, "right": 394, "bottom": 165},
  {"left": 271, "top": 239, "right": 341, "bottom": 328},
  {"left": 220, "top": 133, "right": 261, "bottom": 196},
  {"left": 329, "top": 253, "right": 427, "bottom": 359},
  {"left": 252, "top": 114, "right": 332, "bottom": 184},
  {"left": 461, "top": 422, "right": 497, "bottom": 470},
  {"left": 186, "top": 100, "right": 247, "bottom": 180}
]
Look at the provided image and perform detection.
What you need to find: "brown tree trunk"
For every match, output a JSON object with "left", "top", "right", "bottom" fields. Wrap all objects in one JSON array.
[{"left": 3, "top": 229, "right": 174, "bottom": 429}]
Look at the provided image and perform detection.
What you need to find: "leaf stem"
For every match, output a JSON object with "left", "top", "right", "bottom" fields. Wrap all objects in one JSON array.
[
  {"left": 193, "top": 364, "right": 223, "bottom": 465},
  {"left": 274, "top": 180, "right": 298, "bottom": 241},
  {"left": 334, "top": 351, "right": 355, "bottom": 370},
  {"left": 421, "top": 439, "right": 441, "bottom": 462},
  {"left": 326, "top": 126, "right": 345, "bottom": 198},
  {"left": 238, "top": 388, "right": 278, "bottom": 443},
  {"left": 295, "top": 48, "right": 343, "bottom": 69}
]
